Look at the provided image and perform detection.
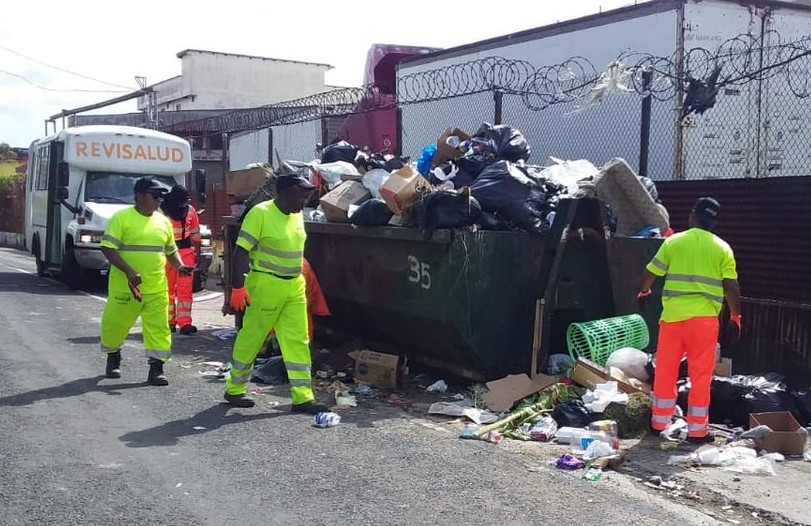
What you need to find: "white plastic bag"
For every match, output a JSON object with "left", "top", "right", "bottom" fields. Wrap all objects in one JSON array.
[
  {"left": 362, "top": 168, "right": 390, "bottom": 199},
  {"left": 312, "top": 161, "right": 360, "bottom": 189},
  {"left": 582, "top": 381, "right": 629, "bottom": 413},
  {"left": 605, "top": 348, "right": 650, "bottom": 383},
  {"left": 583, "top": 440, "right": 615, "bottom": 460}
]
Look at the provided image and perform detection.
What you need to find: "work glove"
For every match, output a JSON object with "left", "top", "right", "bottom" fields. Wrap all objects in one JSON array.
[
  {"left": 636, "top": 289, "right": 651, "bottom": 312},
  {"left": 229, "top": 287, "right": 251, "bottom": 312},
  {"left": 178, "top": 264, "right": 195, "bottom": 276},
  {"left": 725, "top": 314, "right": 742, "bottom": 346}
]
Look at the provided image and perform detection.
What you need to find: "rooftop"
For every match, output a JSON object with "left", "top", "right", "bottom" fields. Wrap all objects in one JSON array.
[{"left": 175, "top": 49, "right": 333, "bottom": 70}]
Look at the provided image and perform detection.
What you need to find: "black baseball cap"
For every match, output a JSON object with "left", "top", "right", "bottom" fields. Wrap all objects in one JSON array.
[
  {"left": 692, "top": 197, "right": 721, "bottom": 226},
  {"left": 275, "top": 172, "right": 315, "bottom": 192},
  {"left": 134, "top": 177, "right": 168, "bottom": 196}
]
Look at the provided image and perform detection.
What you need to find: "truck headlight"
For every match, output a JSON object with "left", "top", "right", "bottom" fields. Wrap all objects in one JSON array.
[{"left": 79, "top": 231, "right": 103, "bottom": 244}]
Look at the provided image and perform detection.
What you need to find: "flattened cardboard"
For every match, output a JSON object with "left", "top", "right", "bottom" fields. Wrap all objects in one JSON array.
[
  {"left": 484, "top": 373, "right": 558, "bottom": 412},
  {"left": 749, "top": 412, "right": 807, "bottom": 456},
  {"left": 225, "top": 166, "right": 272, "bottom": 197},
  {"left": 432, "top": 127, "right": 472, "bottom": 168},
  {"left": 572, "top": 357, "right": 650, "bottom": 395},
  {"left": 379, "top": 165, "right": 429, "bottom": 216},
  {"left": 349, "top": 350, "right": 404, "bottom": 390},
  {"left": 320, "top": 181, "right": 371, "bottom": 223}
]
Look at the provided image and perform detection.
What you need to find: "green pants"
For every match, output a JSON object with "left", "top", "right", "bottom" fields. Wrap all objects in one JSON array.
[
  {"left": 226, "top": 272, "right": 314, "bottom": 404},
  {"left": 100, "top": 290, "right": 172, "bottom": 362}
]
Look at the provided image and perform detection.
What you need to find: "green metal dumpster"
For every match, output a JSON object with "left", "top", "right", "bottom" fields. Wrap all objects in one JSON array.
[{"left": 304, "top": 198, "right": 617, "bottom": 380}]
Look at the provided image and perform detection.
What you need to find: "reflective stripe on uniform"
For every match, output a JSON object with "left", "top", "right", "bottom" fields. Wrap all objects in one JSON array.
[
  {"left": 229, "top": 370, "right": 252, "bottom": 384},
  {"left": 101, "top": 343, "right": 120, "bottom": 353},
  {"left": 650, "top": 257, "right": 668, "bottom": 272},
  {"left": 254, "top": 258, "right": 302, "bottom": 276},
  {"left": 688, "top": 406, "right": 709, "bottom": 418},
  {"left": 145, "top": 349, "right": 171, "bottom": 360},
  {"left": 238, "top": 230, "right": 259, "bottom": 247},
  {"left": 119, "top": 244, "right": 165, "bottom": 253},
  {"left": 662, "top": 289, "right": 725, "bottom": 304},
  {"left": 285, "top": 362, "right": 311, "bottom": 372},
  {"left": 102, "top": 234, "right": 123, "bottom": 248},
  {"left": 667, "top": 274, "right": 724, "bottom": 287},
  {"left": 289, "top": 378, "right": 312, "bottom": 387},
  {"left": 651, "top": 414, "right": 671, "bottom": 424},
  {"left": 652, "top": 396, "right": 677, "bottom": 409},
  {"left": 257, "top": 245, "right": 304, "bottom": 259},
  {"left": 687, "top": 423, "right": 706, "bottom": 432}
]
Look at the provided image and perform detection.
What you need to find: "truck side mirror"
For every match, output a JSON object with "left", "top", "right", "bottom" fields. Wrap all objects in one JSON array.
[
  {"left": 57, "top": 186, "right": 69, "bottom": 201},
  {"left": 58, "top": 162, "right": 69, "bottom": 187},
  {"left": 194, "top": 168, "right": 207, "bottom": 205}
]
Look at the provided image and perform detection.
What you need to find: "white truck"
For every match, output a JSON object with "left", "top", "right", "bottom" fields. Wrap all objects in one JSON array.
[{"left": 25, "top": 125, "right": 212, "bottom": 289}]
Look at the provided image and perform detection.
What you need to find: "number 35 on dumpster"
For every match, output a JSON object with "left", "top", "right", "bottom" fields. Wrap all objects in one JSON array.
[{"left": 407, "top": 255, "right": 432, "bottom": 290}]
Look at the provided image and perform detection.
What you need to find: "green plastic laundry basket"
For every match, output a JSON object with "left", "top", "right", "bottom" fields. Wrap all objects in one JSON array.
[{"left": 566, "top": 314, "right": 649, "bottom": 366}]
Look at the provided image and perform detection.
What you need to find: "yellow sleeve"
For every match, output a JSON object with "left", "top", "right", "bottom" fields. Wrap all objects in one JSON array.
[
  {"left": 236, "top": 206, "right": 262, "bottom": 252},
  {"left": 100, "top": 210, "right": 124, "bottom": 250},
  {"left": 163, "top": 215, "right": 178, "bottom": 256},
  {"left": 720, "top": 244, "right": 738, "bottom": 280},
  {"left": 645, "top": 241, "right": 669, "bottom": 276}
]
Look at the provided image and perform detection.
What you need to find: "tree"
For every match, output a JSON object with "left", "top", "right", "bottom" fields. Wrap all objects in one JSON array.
[{"left": 0, "top": 142, "right": 17, "bottom": 161}]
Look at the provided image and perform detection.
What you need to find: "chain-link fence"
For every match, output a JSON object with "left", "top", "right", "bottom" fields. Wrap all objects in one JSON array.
[{"left": 171, "top": 29, "right": 811, "bottom": 180}]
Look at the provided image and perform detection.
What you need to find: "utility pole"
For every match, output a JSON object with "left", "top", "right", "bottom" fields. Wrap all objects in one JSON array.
[{"left": 136, "top": 76, "right": 158, "bottom": 130}]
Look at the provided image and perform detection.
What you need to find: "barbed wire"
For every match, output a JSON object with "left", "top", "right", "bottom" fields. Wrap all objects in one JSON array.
[{"left": 167, "top": 30, "right": 811, "bottom": 134}]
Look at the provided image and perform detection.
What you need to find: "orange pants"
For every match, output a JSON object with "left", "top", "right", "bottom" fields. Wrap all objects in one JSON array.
[
  {"left": 166, "top": 247, "right": 196, "bottom": 328},
  {"left": 651, "top": 316, "right": 718, "bottom": 438}
]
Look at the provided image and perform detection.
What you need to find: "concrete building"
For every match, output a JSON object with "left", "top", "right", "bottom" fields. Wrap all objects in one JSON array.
[{"left": 137, "top": 49, "right": 333, "bottom": 113}]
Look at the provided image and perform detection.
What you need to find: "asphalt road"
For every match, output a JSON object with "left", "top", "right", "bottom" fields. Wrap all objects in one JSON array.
[{"left": 0, "top": 247, "right": 724, "bottom": 526}]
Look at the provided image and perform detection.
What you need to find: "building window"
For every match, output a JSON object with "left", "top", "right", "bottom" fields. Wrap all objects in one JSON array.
[{"left": 176, "top": 104, "right": 182, "bottom": 111}]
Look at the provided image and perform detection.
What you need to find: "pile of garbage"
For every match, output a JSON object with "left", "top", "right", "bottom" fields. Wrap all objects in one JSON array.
[{"left": 252, "top": 123, "right": 670, "bottom": 237}]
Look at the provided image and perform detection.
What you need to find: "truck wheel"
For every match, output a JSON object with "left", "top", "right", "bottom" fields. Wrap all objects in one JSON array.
[
  {"left": 61, "top": 240, "right": 86, "bottom": 290},
  {"left": 33, "top": 237, "right": 46, "bottom": 277}
]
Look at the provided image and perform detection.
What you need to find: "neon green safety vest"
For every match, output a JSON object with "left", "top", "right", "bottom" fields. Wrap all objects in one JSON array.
[
  {"left": 235, "top": 200, "right": 305, "bottom": 277},
  {"left": 646, "top": 228, "right": 738, "bottom": 323},
  {"left": 100, "top": 207, "right": 178, "bottom": 294}
]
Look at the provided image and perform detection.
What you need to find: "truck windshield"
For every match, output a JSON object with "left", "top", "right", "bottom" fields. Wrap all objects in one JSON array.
[{"left": 84, "top": 172, "right": 176, "bottom": 204}]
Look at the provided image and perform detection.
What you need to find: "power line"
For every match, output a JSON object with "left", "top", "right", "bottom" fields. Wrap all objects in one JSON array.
[
  {"left": 0, "top": 44, "right": 134, "bottom": 90},
  {"left": 0, "top": 69, "right": 129, "bottom": 93}
]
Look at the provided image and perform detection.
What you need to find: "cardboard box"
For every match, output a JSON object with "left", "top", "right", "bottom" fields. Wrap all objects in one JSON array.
[
  {"left": 349, "top": 350, "right": 405, "bottom": 390},
  {"left": 571, "top": 357, "right": 651, "bottom": 395},
  {"left": 319, "top": 181, "right": 370, "bottom": 223},
  {"left": 225, "top": 166, "right": 272, "bottom": 197},
  {"left": 484, "top": 373, "right": 558, "bottom": 412},
  {"left": 379, "top": 165, "right": 429, "bottom": 216},
  {"left": 432, "top": 127, "right": 472, "bottom": 168},
  {"left": 749, "top": 412, "right": 807, "bottom": 456}
]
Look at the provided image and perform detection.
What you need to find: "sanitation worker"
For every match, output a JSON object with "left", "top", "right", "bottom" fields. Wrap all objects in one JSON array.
[
  {"left": 100, "top": 177, "right": 194, "bottom": 385},
  {"left": 161, "top": 185, "right": 201, "bottom": 335},
  {"left": 224, "top": 172, "right": 328, "bottom": 413},
  {"left": 639, "top": 197, "right": 741, "bottom": 444}
]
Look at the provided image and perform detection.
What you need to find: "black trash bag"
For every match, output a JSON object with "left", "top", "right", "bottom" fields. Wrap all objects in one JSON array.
[
  {"left": 349, "top": 198, "right": 393, "bottom": 227},
  {"left": 677, "top": 373, "right": 799, "bottom": 428},
  {"left": 360, "top": 153, "right": 408, "bottom": 173},
  {"left": 427, "top": 161, "right": 475, "bottom": 189},
  {"left": 321, "top": 140, "right": 358, "bottom": 164},
  {"left": 472, "top": 122, "right": 531, "bottom": 162},
  {"left": 476, "top": 211, "right": 512, "bottom": 231},
  {"left": 552, "top": 399, "right": 595, "bottom": 428},
  {"left": 471, "top": 160, "right": 551, "bottom": 234},
  {"left": 791, "top": 388, "right": 811, "bottom": 426},
  {"left": 251, "top": 356, "right": 288, "bottom": 385},
  {"left": 415, "top": 191, "right": 482, "bottom": 236},
  {"left": 456, "top": 154, "right": 491, "bottom": 180}
]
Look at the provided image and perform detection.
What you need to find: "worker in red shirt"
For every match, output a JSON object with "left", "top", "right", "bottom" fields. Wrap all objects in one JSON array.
[
  {"left": 639, "top": 197, "right": 742, "bottom": 443},
  {"left": 161, "top": 185, "right": 201, "bottom": 335}
]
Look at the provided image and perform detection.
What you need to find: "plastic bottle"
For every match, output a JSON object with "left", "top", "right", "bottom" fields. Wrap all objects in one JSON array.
[
  {"left": 571, "top": 429, "right": 619, "bottom": 451},
  {"left": 554, "top": 426, "right": 585, "bottom": 444},
  {"left": 313, "top": 412, "right": 341, "bottom": 428},
  {"left": 588, "top": 420, "right": 618, "bottom": 438}
]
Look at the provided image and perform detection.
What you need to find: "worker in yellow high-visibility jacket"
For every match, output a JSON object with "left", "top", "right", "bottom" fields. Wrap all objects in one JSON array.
[
  {"left": 100, "top": 177, "right": 194, "bottom": 386},
  {"left": 224, "top": 172, "right": 328, "bottom": 414}
]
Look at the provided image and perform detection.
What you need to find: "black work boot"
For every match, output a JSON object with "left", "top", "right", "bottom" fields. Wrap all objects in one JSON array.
[
  {"left": 179, "top": 324, "right": 198, "bottom": 335},
  {"left": 291, "top": 401, "right": 330, "bottom": 415},
  {"left": 147, "top": 359, "right": 169, "bottom": 386},
  {"left": 105, "top": 351, "right": 122, "bottom": 379},
  {"left": 224, "top": 393, "right": 255, "bottom": 408},
  {"left": 686, "top": 434, "right": 715, "bottom": 445}
]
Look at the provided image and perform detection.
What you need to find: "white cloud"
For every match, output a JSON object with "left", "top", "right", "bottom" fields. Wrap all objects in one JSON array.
[{"left": 0, "top": 0, "right": 639, "bottom": 147}]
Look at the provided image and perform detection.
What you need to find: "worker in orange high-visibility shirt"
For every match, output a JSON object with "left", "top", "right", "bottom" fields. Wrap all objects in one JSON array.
[
  {"left": 161, "top": 185, "right": 201, "bottom": 335},
  {"left": 639, "top": 197, "right": 742, "bottom": 444}
]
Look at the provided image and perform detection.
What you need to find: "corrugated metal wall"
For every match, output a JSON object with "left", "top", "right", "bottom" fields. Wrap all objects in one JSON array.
[
  {"left": 657, "top": 176, "right": 811, "bottom": 304},
  {"left": 657, "top": 176, "right": 811, "bottom": 376}
]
